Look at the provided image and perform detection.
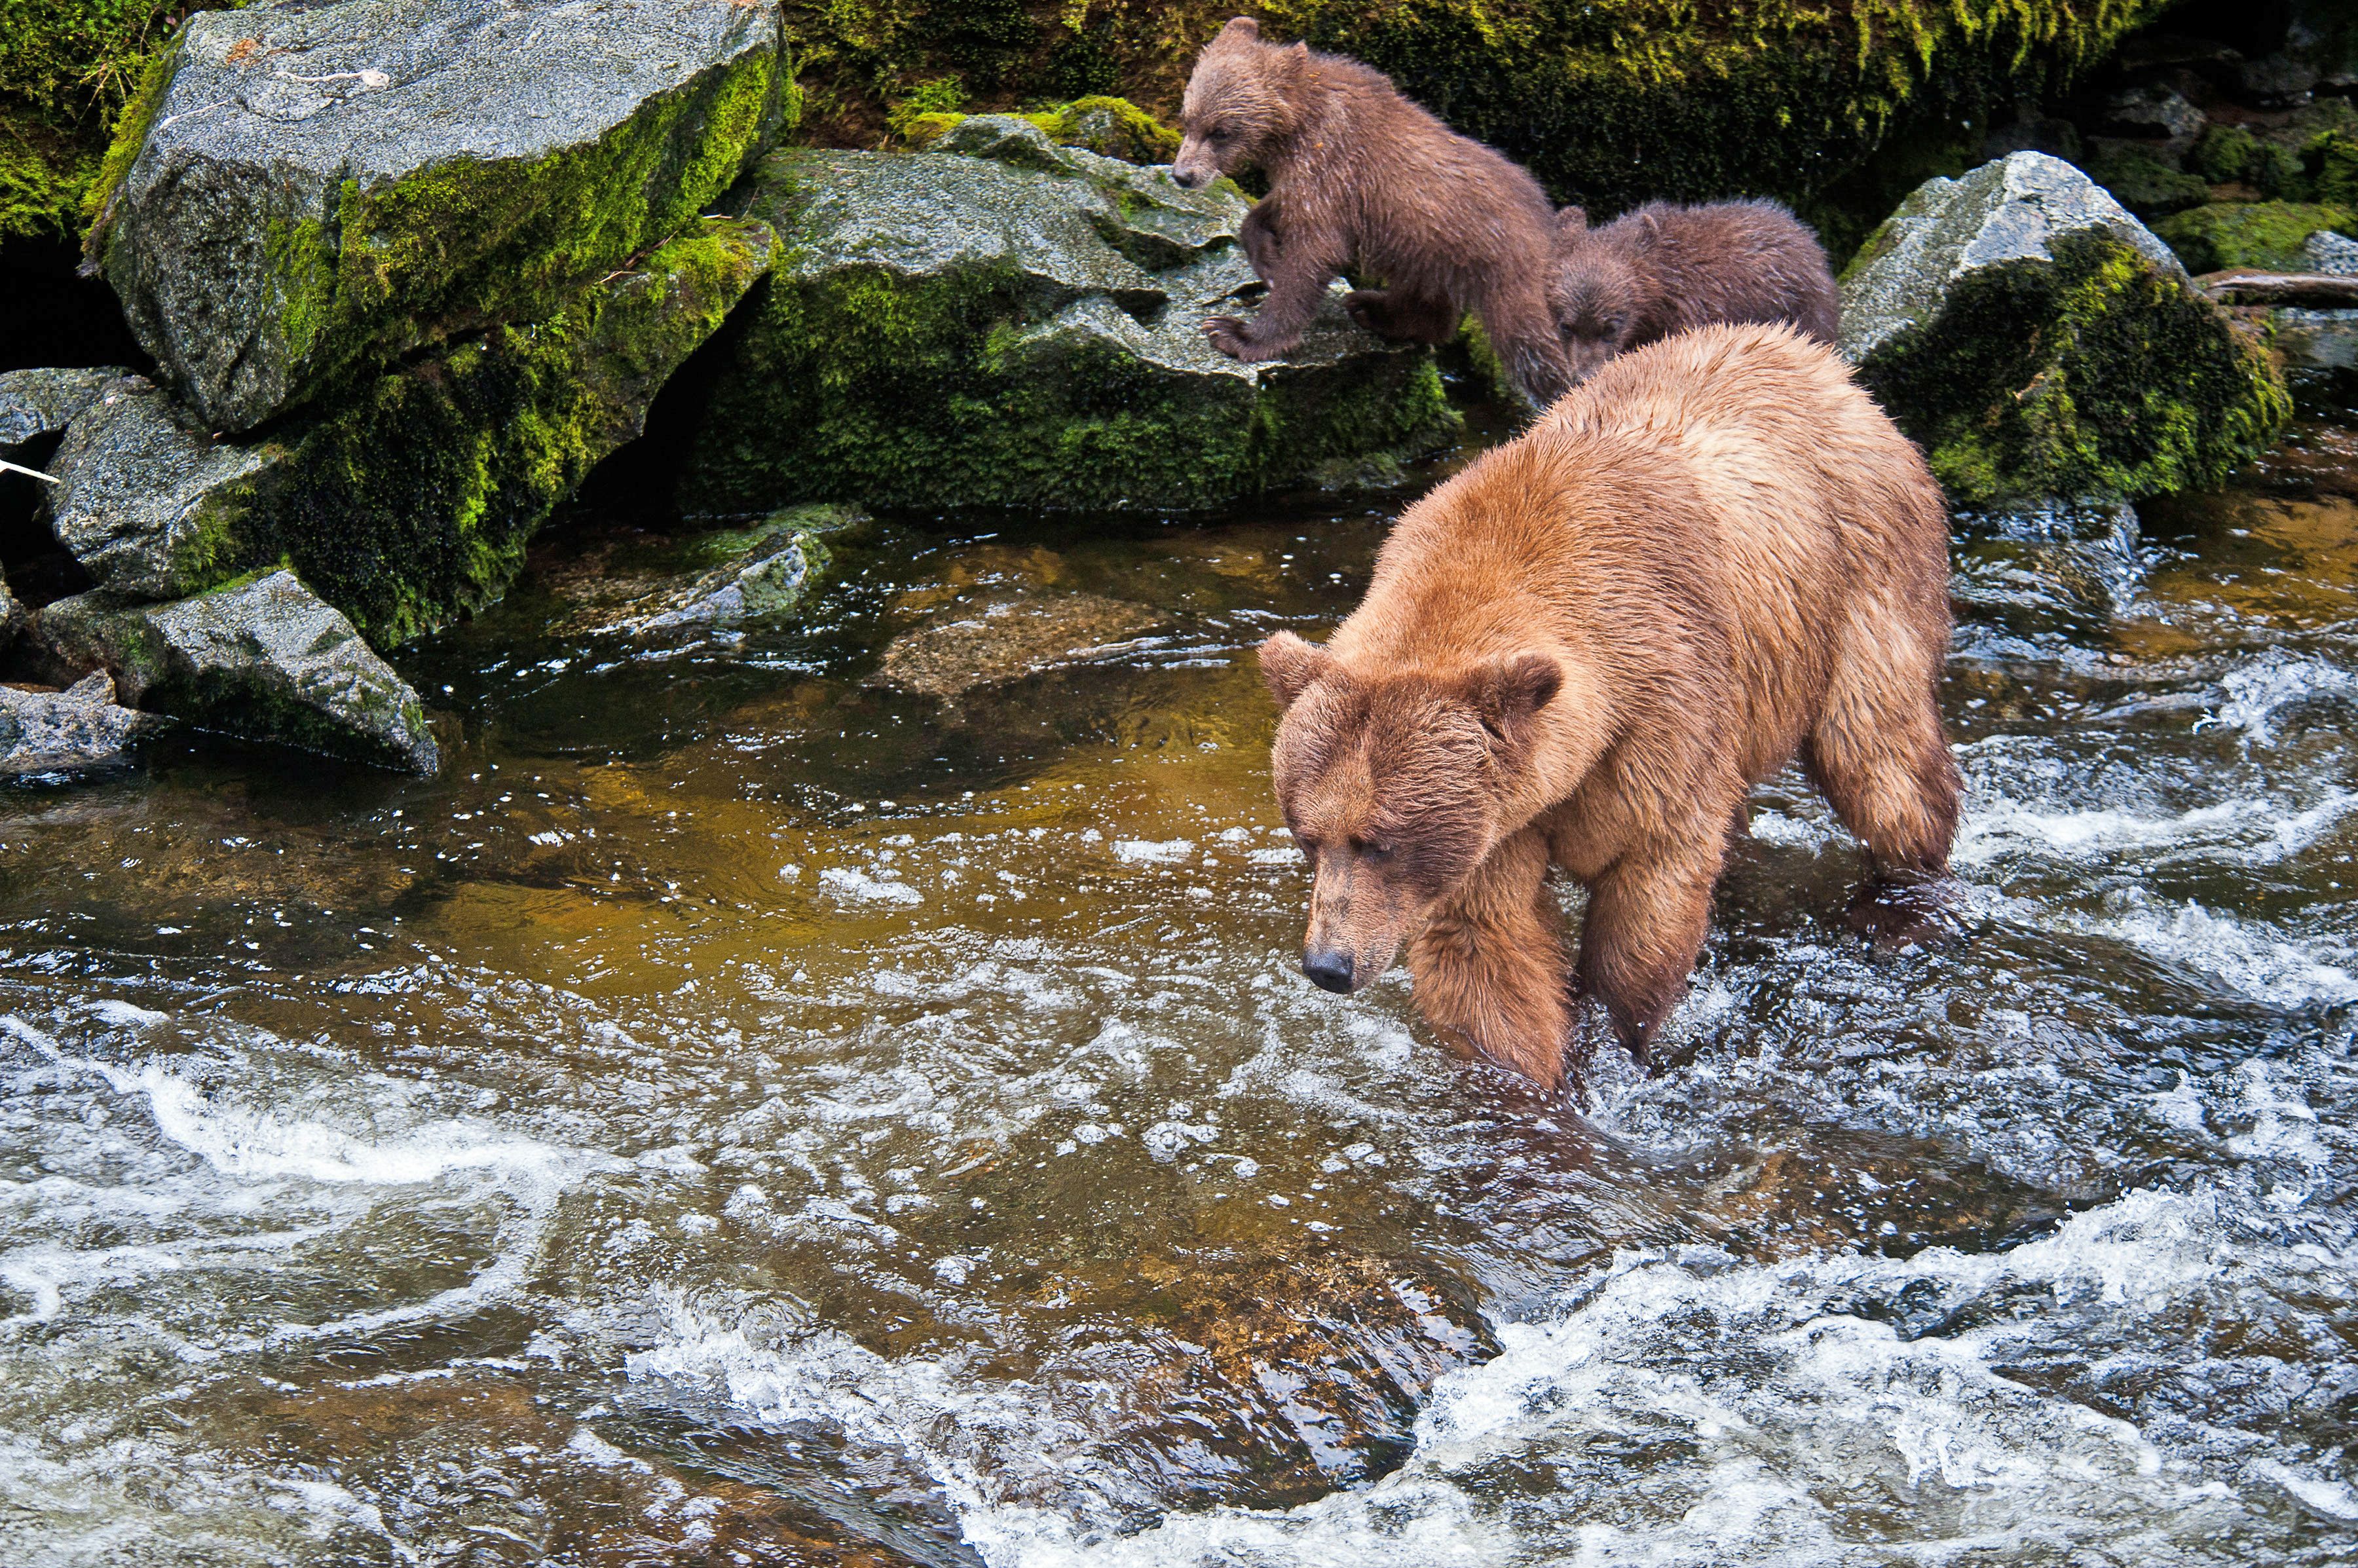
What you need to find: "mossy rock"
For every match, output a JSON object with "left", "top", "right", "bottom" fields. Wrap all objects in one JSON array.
[
  {"left": 2153, "top": 202, "right": 2358, "bottom": 274},
  {"left": 244, "top": 219, "right": 779, "bottom": 646},
  {"left": 90, "top": 0, "right": 789, "bottom": 433},
  {"left": 2308, "top": 131, "right": 2358, "bottom": 208},
  {"left": 1844, "top": 154, "right": 2291, "bottom": 505},
  {"left": 1263, "top": 0, "right": 2176, "bottom": 220},
  {"left": 681, "top": 128, "right": 1456, "bottom": 515},
  {"left": 897, "top": 96, "right": 1180, "bottom": 164},
  {"left": 2078, "top": 144, "right": 2211, "bottom": 220}
]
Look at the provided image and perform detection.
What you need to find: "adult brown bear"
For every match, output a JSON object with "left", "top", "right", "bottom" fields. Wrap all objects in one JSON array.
[
  {"left": 1170, "top": 18, "right": 1573, "bottom": 406},
  {"left": 1261, "top": 324, "right": 1959, "bottom": 1090}
]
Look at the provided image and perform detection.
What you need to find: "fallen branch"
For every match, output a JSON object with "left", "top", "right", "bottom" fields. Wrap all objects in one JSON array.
[{"left": 2197, "top": 269, "right": 2358, "bottom": 308}]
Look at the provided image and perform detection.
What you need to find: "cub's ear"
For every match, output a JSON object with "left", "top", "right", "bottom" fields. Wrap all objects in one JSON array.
[
  {"left": 1463, "top": 654, "right": 1563, "bottom": 741},
  {"left": 1259, "top": 631, "right": 1333, "bottom": 711},
  {"left": 1556, "top": 205, "right": 1588, "bottom": 235},
  {"left": 1220, "top": 16, "right": 1261, "bottom": 39}
]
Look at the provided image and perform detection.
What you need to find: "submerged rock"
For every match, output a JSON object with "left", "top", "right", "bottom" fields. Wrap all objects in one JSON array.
[
  {"left": 89, "top": 0, "right": 787, "bottom": 432},
  {"left": 870, "top": 586, "right": 1163, "bottom": 700},
  {"left": 25, "top": 574, "right": 437, "bottom": 774},
  {"left": 0, "top": 672, "right": 161, "bottom": 779},
  {"left": 43, "top": 379, "right": 281, "bottom": 603},
  {"left": 550, "top": 504, "right": 863, "bottom": 637},
  {"left": 683, "top": 118, "right": 1456, "bottom": 513},
  {"left": 2308, "top": 230, "right": 2358, "bottom": 275},
  {"left": 1843, "top": 152, "right": 2291, "bottom": 503}
]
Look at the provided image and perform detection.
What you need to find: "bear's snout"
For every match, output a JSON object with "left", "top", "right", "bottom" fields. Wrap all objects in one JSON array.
[
  {"left": 1301, "top": 947, "right": 1356, "bottom": 993},
  {"left": 1170, "top": 162, "right": 1210, "bottom": 190}
]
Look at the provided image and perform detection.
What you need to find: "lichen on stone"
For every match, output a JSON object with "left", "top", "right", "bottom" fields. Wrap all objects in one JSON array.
[{"left": 2155, "top": 202, "right": 2358, "bottom": 274}]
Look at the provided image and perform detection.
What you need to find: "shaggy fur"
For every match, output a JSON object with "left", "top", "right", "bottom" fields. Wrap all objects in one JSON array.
[
  {"left": 1550, "top": 199, "right": 1840, "bottom": 384},
  {"left": 1172, "top": 17, "right": 1572, "bottom": 405},
  {"left": 1262, "top": 324, "right": 1958, "bottom": 1091}
]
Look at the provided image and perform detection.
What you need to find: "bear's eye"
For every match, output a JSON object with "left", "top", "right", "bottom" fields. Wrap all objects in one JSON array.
[
  {"left": 1292, "top": 832, "right": 1319, "bottom": 857},
  {"left": 1353, "top": 838, "right": 1394, "bottom": 861}
]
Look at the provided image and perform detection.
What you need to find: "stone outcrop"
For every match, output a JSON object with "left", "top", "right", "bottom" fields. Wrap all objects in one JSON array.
[
  {"left": 27, "top": 573, "right": 438, "bottom": 774},
  {"left": 1843, "top": 153, "right": 2291, "bottom": 504},
  {"left": 683, "top": 118, "right": 1456, "bottom": 513},
  {"left": 87, "top": 0, "right": 787, "bottom": 432},
  {"left": 0, "top": 672, "right": 162, "bottom": 779},
  {"left": 0, "top": 367, "right": 127, "bottom": 453}
]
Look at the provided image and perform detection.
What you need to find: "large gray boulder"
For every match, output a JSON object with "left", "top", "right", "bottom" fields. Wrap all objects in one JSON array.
[
  {"left": 90, "top": 0, "right": 787, "bottom": 432},
  {"left": 0, "top": 673, "right": 162, "bottom": 780},
  {"left": 683, "top": 117, "right": 1458, "bottom": 513},
  {"left": 25, "top": 574, "right": 437, "bottom": 774},
  {"left": 42, "top": 379, "right": 280, "bottom": 603},
  {"left": 1841, "top": 152, "right": 2291, "bottom": 504}
]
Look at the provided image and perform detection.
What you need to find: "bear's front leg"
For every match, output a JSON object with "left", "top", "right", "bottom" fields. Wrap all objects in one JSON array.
[
  {"left": 1205, "top": 240, "right": 1339, "bottom": 362},
  {"left": 1574, "top": 844, "right": 1721, "bottom": 1070},
  {"left": 1404, "top": 829, "right": 1573, "bottom": 1091},
  {"left": 1239, "top": 199, "right": 1282, "bottom": 279}
]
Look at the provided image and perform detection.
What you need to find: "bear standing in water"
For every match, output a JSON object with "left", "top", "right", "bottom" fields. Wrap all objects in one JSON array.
[
  {"left": 1261, "top": 324, "right": 1959, "bottom": 1091},
  {"left": 1170, "top": 18, "right": 1573, "bottom": 406},
  {"left": 1550, "top": 199, "right": 1840, "bottom": 384}
]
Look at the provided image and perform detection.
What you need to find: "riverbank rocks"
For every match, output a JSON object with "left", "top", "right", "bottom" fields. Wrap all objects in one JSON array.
[
  {"left": 2155, "top": 202, "right": 2358, "bottom": 274},
  {"left": 681, "top": 119, "right": 1455, "bottom": 513},
  {"left": 550, "top": 504, "right": 863, "bottom": 639},
  {"left": 88, "top": 0, "right": 788, "bottom": 432},
  {"left": 0, "top": 673, "right": 161, "bottom": 779},
  {"left": 0, "top": 367, "right": 124, "bottom": 451},
  {"left": 28, "top": 574, "right": 437, "bottom": 773},
  {"left": 1843, "top": 152, "right": 2292, "bottom": 504}
]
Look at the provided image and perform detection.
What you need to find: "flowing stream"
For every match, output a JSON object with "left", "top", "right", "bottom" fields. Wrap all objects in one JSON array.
[{"left": 2, "top": 383, "right": 2355, "bottom": 1567}]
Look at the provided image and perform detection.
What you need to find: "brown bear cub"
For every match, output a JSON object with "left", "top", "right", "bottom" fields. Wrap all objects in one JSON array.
[
  {"left": 1550, "top": 199, "right": 1840, "bottom": 385},
  {"left": 1172, "top": 18, "right": 1573, "bottom": 405},
  {"left": 1261, "top": 324, "right": 1958, "bottom": 1092}
]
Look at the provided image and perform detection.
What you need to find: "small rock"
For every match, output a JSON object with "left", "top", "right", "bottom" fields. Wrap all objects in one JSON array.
[
  {"left": 552, "top": 505, "right": 860, "bottom": 637},
  {"left": 0, "top": 671, "right": 161, "bottom": 779},
  {"left": 92, "top": 0, "right": 786, "bottom": 431},
  {"left": 0, "top": 574, "right": 18, "bottom": 654},
  {"left": 2309, "top": 230, "right": 2358, "bottom": 275},
  {"left": 43, "top": 379, "right": 280, "bottom": 603},
  {"left": 0, "top": 367, "right": 128, "bottom": 452},
  {"left": 2100, "top": 84, "right": 2207, "bottom": 145},
  {"left": 1843, "top": 153, "right": 2290, "bottom": 503},
  {"left": 2156, "top": 202, "right": 2358, "bottom": 273},
  {"left": 870, "top": 588, "right": 1163, "bottom": 700},
  {"left": 28, "top": 573, "right": 438, "bottom": 773},
  {"left": 2272, "top": 308, "right": 2358, "bottom": 374}
]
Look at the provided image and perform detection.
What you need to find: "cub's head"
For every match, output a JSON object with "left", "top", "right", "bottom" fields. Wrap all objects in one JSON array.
[
  {"left": 1260, "top": 631, "right": 1562, "bottom": 994},
  {"left": 1173, "top": 18, "right": 1308, "bottom": 189},
  {"left": 1548, "top": 241, "right": 1641, "bottom": 385}
]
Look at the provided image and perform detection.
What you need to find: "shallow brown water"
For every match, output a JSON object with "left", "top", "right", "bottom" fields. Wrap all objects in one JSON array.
[{"left": 1, "top": 392, "right": 2355, "bottom": 1566}]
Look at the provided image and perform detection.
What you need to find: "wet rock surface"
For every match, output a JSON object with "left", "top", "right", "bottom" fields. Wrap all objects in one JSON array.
[
  {"left": 0, "top": 367, "right": 126, "bottom": 452},
  {"left": 684, "top": 118, "right": 1457, "bottom": 513},
  {"left": 43, "top": 378, "right": 278, "bottom": 603},
  {"left": 547, "top": 505, "right": 865, "bottom": 639},
  {"left": 92, "top": 0, "right": 786, "bottom": 432},
  {"left": 25, "top": 572, "right": 436, "bottom": 774},
  {"left": 0, "top": 671, "right": 160, "bottom": 779},
  {"left": 1843, "top": 152, "right": 2291, "bottom": 502}
]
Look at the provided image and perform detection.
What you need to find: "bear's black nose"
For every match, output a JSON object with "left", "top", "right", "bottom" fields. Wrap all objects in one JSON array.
[
  {"left": 1302, "top": 949, "right": 1355, "bottom": 993},
  {"left": 1172, "top": 167, "right": 1204, "bottom": 189}
]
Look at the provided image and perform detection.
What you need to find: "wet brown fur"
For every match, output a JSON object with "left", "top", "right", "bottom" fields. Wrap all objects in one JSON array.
[
  {"left": 1262, "top": 324, "right": 1958, "bottom": 1091},
  {"left": 1550, "top": 199, "right": 1840, "bottom": 385},
  {"left": 1173, "top": 18, "right": 1572, "bottom": 405}
]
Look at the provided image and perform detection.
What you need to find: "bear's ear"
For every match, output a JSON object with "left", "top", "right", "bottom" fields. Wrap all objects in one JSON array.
[
  {"left": 1463, "top": 654, "right": 1563, "bottom": 742},
  {"left": 1259, "top": 631, "right": 1334, "bottom": 712},
  {"left": 1556, "top": 205, "right": 1588, "bottom": 236},
  {"left": 1220, "top": 16, "right": 1260, "bottom": 39}
]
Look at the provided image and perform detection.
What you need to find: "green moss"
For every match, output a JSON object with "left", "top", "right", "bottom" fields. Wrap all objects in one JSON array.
[
  {"left": 2152, "top": 202, "right": 2358, "bottom": 274},
  {"left": 2080, "top": 144, "right": 2210, "bottom": 219},
  {"left": 0, "top": 1, "right": 240, "bottom": 242},
  {"left": 2308, "top": 132, "right": 2358, "bottom": 208},
  {"left": 1030, "top": 96, "right": 1180, "bottom": 162},
  {"left": 1856, "top": 231, "right": 2292, "bottom": 505},
  {"left": 245, "top": 218, "right": 776, "bottom": 645},
  {"left": 1264, "top": 1, "right": 2173, "bottom": 226}
]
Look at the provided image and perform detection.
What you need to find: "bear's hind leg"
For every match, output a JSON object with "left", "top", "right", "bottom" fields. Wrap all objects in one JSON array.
[
  {"left": 1575, "top": 844, "right": 1720, "bottom": 1070},
  {"left": 1405, "top": 828, "right": 1573, "bottom": 1091},
  {"left": 1805, "top": 624, "right": 1964, "bottom": 947}
]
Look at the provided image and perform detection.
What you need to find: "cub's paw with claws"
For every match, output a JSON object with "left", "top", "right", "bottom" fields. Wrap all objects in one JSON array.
[{"left": 1203, "top": 315, "right": 1275, "bottom": 361}]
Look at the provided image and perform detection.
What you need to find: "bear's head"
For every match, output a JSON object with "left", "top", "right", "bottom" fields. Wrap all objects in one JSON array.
[
  {"left": 1260, "top": 631, "right": 1562, "bottom": 994},
  {"left": 1173, "top": 18, "right": 1309, "bottom": 190},
  {"left": 1548, "top": 236, "right": 1642, "bottom": 385}
]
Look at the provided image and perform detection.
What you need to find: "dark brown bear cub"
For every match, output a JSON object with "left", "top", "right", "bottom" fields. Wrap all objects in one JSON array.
[
  {"left": 1172, "top": 18, "right": 1573, "bottom": 405},
  {"left": 1550, "top": 199, "right": 1839, "bottom": 384},
  {"left": 1261, "top": 324, "right": 1958, "bottom": 1092}
]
